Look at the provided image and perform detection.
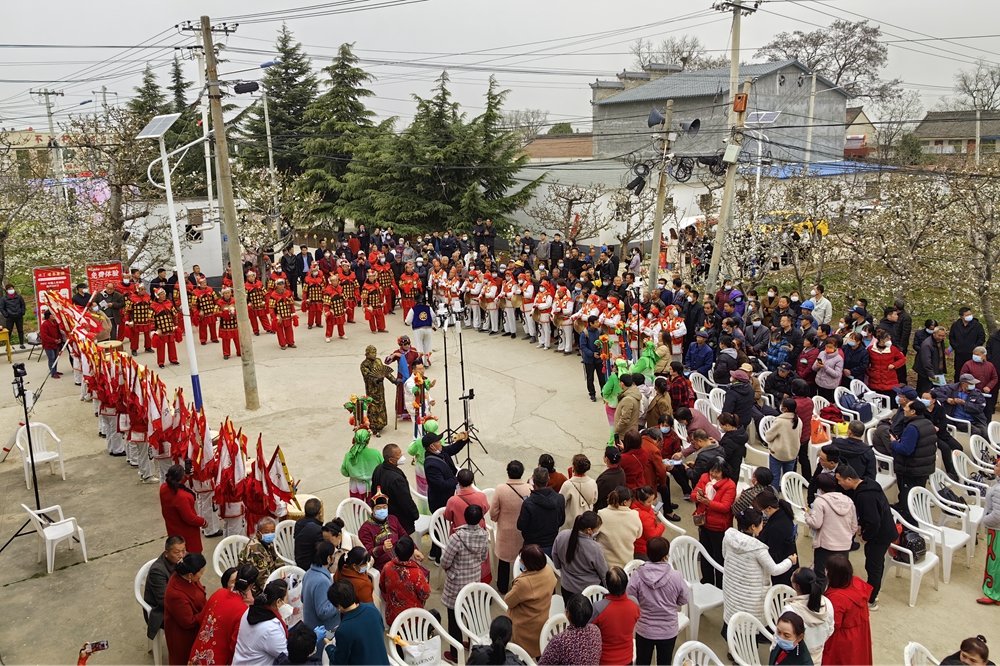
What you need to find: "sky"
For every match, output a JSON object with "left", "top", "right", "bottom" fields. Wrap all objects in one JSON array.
[{"left": 1, "top": 0, "right": 995, "bottom": 133}]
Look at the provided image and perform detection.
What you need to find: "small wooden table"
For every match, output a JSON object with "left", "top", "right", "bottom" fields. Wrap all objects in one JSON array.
[
  {"left": 285, "top": 493, "right": 318, "bottom": 521},
  {"left": 0, "top": 328, "right": 12, "bottom": 363}
]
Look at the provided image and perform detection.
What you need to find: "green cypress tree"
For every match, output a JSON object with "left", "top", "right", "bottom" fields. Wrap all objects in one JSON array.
[
  {"left": 237, "top": 23, "right": 318, "bottom": 175},
  {"left": 298, "top": 43, "right": 375, "bottom": 232},
  {"left": 128, "top": 64, "right": 167, "bottom": 121}
]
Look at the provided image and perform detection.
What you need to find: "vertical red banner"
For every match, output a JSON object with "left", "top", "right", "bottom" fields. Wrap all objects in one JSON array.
[
  {"left": 85, "top": 261, "right": 123, "bottom": 295},
  {"left": 32, "top": 265, "right": 72, "bottom": 317}
]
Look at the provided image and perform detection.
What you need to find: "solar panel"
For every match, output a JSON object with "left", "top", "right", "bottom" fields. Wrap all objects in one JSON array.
[
  {"left": 746, "top": 111, "right": 780, "bottom": 125},
  {"left": 136, "top": 113, "right": 182, "bottom": 140}
]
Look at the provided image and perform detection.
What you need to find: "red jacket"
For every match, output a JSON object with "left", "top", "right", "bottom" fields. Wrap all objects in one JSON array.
[
  {"left": 631, "top": 500, "right": 665, "bottom": 556},
  {"left": 159, "top": 483, "right": 207, "bottom": 554},
  {"left": 961, "top": 358, "right": 999, "bottom": 395},
  {"left": 796, "top": 346, "right": 820, "bottom": 384},
  {"left": 379, "top": 558, "right": 431, "bottom": 626},
  {"left": 163, "top": 574, "right": 207, "bottom": 666},
  {"left": 822, "top": 576, "right": 874, "bottom": 666},
  {"left": 619, "top": 448, "right": 649, "bottom": 490},
  {"left": 188, "top": 588, "right": 247, "bottom": 665},
  {"left": 640, "top": 435, "right": 668, "bottom": 489},
  {"left": 592, "top": 593, "right": 641, "bottom": 666},
  {"left": 793, "top": 396, "right": 814, "bottom": 445},
  {"left": 866, "top": 344, "right": 907, "bottom": 390},
  {"left": 691, "top": 474, "right": 736, "bottom": 532},
  {"left": 39, "top": 317, "right": 62, "bottom": 350}
]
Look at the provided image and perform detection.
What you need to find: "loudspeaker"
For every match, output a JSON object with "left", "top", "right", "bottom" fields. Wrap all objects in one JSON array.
[
  {"left": 680, "top": 119, "right": 701, "bottom": 136},
  {"left": 233, "top": 81, "right": 260, "bottom": 95},
  {"left": 647, "top": 108, "right": 666, "bottom": 128}
]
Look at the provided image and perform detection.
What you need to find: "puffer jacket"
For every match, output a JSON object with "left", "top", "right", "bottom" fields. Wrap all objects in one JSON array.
[
  {"left": 691, "top": 474, "right": 736, "bottom": 533},
  {"left": 805, "top": 491, "right": 859, "bottom": 551},
  {"left": 783, "top": 594, "right": 835, "bottom": 666},
  {"left": 721, "top": 381, "right": 755, "bottom": 431},
  {"left": 625, "top": 560, "right": 690, "bottom": 640},
  {"left": 867, "top": 343, "right": 907, "bottom": 391},
  {"left": 721, "top": 527, "right": 794, "bottom": 622},
  {"left": 764, "top": 412, "right": 802, "bottom": 462}
]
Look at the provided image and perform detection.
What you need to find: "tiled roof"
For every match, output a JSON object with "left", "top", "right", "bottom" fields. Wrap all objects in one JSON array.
[
  {"left": 912, "top": 110, "right": 1000, "bottom": 140},
  {"left": 846, "top": 107, "right": 864, "bottom": 125},
  {"left": 593, "top": 59, "right": 845, "bottom": 105},
  {"left": 523, "top": 134, "right": 593, "bottom": 160}
]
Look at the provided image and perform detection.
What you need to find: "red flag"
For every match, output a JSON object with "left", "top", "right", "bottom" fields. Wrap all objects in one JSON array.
[{"left": 266, "top": 446, "right": 294, "bottom": 503}]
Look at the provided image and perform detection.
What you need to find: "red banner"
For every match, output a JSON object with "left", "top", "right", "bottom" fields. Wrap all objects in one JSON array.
[
  {"left": 32, "top": 265, "right": 72, "bottom": 317},
  {"left": 85, "top": 261, "right": 123, "bottom": 296}
]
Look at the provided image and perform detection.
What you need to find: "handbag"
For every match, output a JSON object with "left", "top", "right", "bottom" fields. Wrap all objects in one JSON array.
[
  {"left": 937, "top": 486, "right": 968, "bottom": 506},
  {"left": 692, "top": 511, "right": 707, "bottom": 527},
  {"left": 890, "top": 523, "right": 926, "bottom": 563}
]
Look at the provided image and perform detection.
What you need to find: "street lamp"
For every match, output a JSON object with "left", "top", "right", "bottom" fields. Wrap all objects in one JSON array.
[{"left": 136, "top": 112, "right": 206, "bottom": 409}]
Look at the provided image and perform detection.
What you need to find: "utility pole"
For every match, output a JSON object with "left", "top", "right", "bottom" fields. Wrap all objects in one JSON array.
[
  {"left": 200, "top": 15, "right": 261, "bottom": 411},
  {"left": 804, "top": 72, "right": 818, "bottom": 164},
  {"left": 647, "top": 100, "right": 674, "bottom": 289},
  {"left": 31, "top": 88, "right": 67, "bottom": 201},
  {"left": 261, "top": 89, "right": 281, "bottom": 218},
  {"left": 725, "top": 1, "right": 742, "bottom": 127},
  {"left": 706, "top": 80, "right": 753, "bottom": 293},
  {"left": 976, "top": 107, "right": 982, "bottom": 165},
  {"left": 192, "top": 47, "right": 217, "bottom": 222}
]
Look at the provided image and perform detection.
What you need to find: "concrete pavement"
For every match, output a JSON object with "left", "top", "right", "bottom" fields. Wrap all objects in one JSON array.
[{"left": 0, "top": 311, "right": 994, "bottom": 664}]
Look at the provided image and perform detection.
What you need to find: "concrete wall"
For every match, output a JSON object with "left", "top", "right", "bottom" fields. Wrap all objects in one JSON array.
[{"left": 593, "top": 67, "right": 848, "bottom": 166}]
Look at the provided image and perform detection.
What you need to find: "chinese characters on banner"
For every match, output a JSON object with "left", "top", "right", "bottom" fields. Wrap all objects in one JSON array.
[
  {"left": 85, "top": 261, "right": 123, "bottom": 296},
  {"left": 32, "top": 266, "right": 72, "bottom": 318}
]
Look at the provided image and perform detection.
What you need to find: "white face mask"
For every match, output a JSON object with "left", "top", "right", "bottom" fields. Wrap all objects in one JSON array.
[
  {"left": 810, "top": 289, "right": 817, "bottom": 296},
  {"left": 397, "top": 455, "right": 407, "bottom": 466},
  {"left": 767, "top": 291, "right": 775, "bottom": 298},
  {"left": 964, "top": 314, "right": 974, "bottom": 322},
  {"left": 5, "top": 289, "right": 14, "bottom": 296},
  {"left": 790, "top": 295, "right": 799, "bottom": 302}
]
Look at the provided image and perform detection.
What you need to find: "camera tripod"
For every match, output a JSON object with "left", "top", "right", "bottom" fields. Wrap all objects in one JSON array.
[
  {"left": 1, "top": 365, "right": 45, "bottom": 554},
  {"left": 436, "top": 303, "right": 488, "bottom": 475}
]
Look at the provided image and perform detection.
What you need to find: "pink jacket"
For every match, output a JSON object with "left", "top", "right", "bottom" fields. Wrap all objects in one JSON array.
[
  {"left": 490, "top": 479, "right": 530, "bottom": 562},
  {"left": 805, "top": 491, "right": 858, "bottom": 551}
]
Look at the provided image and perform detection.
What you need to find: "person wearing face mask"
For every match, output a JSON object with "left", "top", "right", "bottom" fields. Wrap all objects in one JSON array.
[
  {"left": 334, "top": 546, "right": 375, "bottom": 606},
  {"left": 370, "top": 444, "right": 420, "bottom": 535},
  {"left": 746, "top": 314, "right": 770, "bottom": 359},
  {"left": 359, "top": 492, "right": 422, "bottom": 571},
  {"left": 916, "top": 325, "right": 948, "bottom": 394},
  {"left": 933, "top": 372, "right": 990, "bottom": 438},
  {"left": 961, "top": 345, "right": 998, "bottom": 414},
  {"left": 769, "top": 611, "right": 814, "bottom": 665},
  {"left": 534, "top": 280, "right": 554, "bottom": 350},
  {"left": 239, "top": 517, "right": 282, "bottom": 591},
  {"left": 865, "top": 331, "right": 905, "bottom": 398},
  {"left": 721, "top": 506, "right": 797, "bottom": 637},
  {"left": 189, "top": 563, "right": 259, "bottom": 665},
  {"left": 233, "top": 579, "right": 291, "bottom": 665},
  {"left": 950, "top": 307, "right": 987, "bottom": 383},
  {"left": 761, "top": 286, "right": 780, "bottom": 327},
  {"left": 840, "top": 332, "right": 869, "bottom": 386},
  {"left": 163, "top": 552, "right": 208, "bottom": 665},
  {"left": 788, "top": 291, "right": 802, "bottom": 317}
]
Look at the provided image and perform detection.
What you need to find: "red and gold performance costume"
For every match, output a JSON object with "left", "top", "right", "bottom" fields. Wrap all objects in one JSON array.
[
  {"left": 124, "top": 288, "right": 154, "bottom": 354},
  {"left": 268, "top": 286, "right": 297, "bottom": 349},
  {"left": 372, "top": 258, "right": 398, "bottom": 315},
  {"left": 151, "top": 293, "right": 181, "bottom": 367},
  {"left": 336, "top": 264, "right": 359, "bottom": 323},
  {"left": 244, "top": 273, "right": 272, "bottom": 336},
  {"left": 361, "top": 278, "right": 386, "bottom": 333},
  {"left": 398, "top": 269, "right": 423, "bottom": 321},
  {"left": 193, "top": 283, "right": 220, "bottom": 345},
  {"left": 302, "top": 270, "right": 326, "bottom": 329},
  {"left": 323, "top": 278, "right": 347, "bottom": 340},
  {"left": 216, "top": 293, "right": 241, "bottom": 359}
]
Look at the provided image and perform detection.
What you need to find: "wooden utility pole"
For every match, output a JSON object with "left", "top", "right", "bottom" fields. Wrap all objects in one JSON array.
[
  {"left": 200, "top": 15, "right": 260, "bottom": 410},
  {"left": 647, "top": 100, "right": 674, "bottom": 289}
]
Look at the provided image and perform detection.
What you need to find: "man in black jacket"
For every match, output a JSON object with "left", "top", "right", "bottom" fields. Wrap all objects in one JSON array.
[
  {"left": 371, "top": 444, "right": 420, "bottom": 535},
  {"left": 915, "top": 327, "right": 947, "bottom": 395},
  {"left": 423, "top": 430, "right": 468, "bottom": 559},
  {"left": 293, "top": 498, "right": 325, "bottom": 569},
  {"left": 516, "top": 467, "right": 565, "bottom": 556},
  {"left": 836, "top": 464, "right": 897, "bottom": 609},
  {"left": 280, "top": 247, "right": 300, "bottom": 299},
  {"left": 949, "top": 307, "right": 986, "bottom": 382},
  {"left": 889, "top": 399, "right": 938, "bottom": 521},
  {"left": 833, "top": 420, "right": 877, "bottom": 482},
  {"left": 894, "top": 299, "right": 913, "bottom": 384},
  {"left": 143, "top": 536, "right": 186, "bottom": 640}
]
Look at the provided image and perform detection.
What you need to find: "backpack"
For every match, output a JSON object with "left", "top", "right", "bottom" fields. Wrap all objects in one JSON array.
[
  {"left": 890, "top": 522, "right": 926, "bottom": 563},
  {"left": 838, "top": 391, "right": 873, "bottom": 422}
]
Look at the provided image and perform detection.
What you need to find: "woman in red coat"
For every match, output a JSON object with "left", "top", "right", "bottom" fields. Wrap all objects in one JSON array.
[
  {"left": 867, "top": 333, "right": 907, "bottom": 395},
  {"left": 691, "top": 458, "right": 736, "bottom": 587},
  {"left": 619, "top": 431, "right": 649, "bottom": 491},
  {"left": 631, "top": 486, "right": 665, "bottom": 558},
  {"left": 822, "top": 554, "right": 874, "bottom": 666},
  {"left": 189, "top": 563, "right": 258, "bottom": 665},
  {"left": 163, "top": 553, "right": 208, "bottom": 665},
  {"left": 160, "top": 464, "right": 208, "bottom": 554}
]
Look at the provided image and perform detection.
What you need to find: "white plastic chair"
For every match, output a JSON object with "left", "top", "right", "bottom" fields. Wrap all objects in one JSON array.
[
  {"left": 134, "top": 558, "right": 163, "bottom": 666},
  {"left": 386, "top": 608, "right": 466, "bottom": 666},
  {"left": 15, "top": 423, "right": 66, "bottom": 489},
  {"left": 513, "top": 554, "right": 560, "bottom": 581},
  {"left": 266, "top": 564, "right": 305, "bottom": 585},
  {"left": 727, "top": 611, "right": 774, "bottom": 666},
  {"left": 779, "top": 472, "right": 810, "bottom": 533},
  {"left": 690, "top": 372, "right": 714, "bottom": 401},
  {"left": 903, "top": 641, "right": 941, "bottom": 666},
  {"left": 907, "top": 487, "right": 972, "bottom": 583},
  {"left": 668, "top": 535, "right": 724, "bottom": 641},
  {"left": 624, "top": 559, "right": 644, "bottom": 575},
  {"left": 763, "top": 584, "right": 795, "bottom": 631},
  {"left": 21, "top": 503, "right": 87, "bottom": 574},
  {"left": 369, "top": 567, "right": 383, "bottom": 614},
  {"left": 953, "top": 451, "right": 992, "bottom": 495},
  {"left": 888, "top": 509, "right": 941, "bottom": 607},
  {"left": 429, "top": 507, "right": 451, "bottom": 555},
  {"left": 874, "top": 450, "right": 897, "bottom": 491},
  {"left": 213, "top": 534, "right": 249, "bottom": 578},
  {"left": 507, "top": 642, "right": 536, "bottom": 666},
  {"left": 658, "top": 512, "right": 688, "bottom": 537},
  {"left": 695, "top": 399, "right": 720, "bottom": 427},
  {"left": 988, "top": 421, "right": 1000, "bottom": 450},
  {"left": 745, "top": 442, "right": 770, "bottom": 469},
  {"left": 455, "top": 582, "right": 509, "bottom": 646},
  {"left": 811, "top": 395, "right": 830, "bottom": 416},
  {"left": 548, "top": 593, "right": 565, "bottom": 618},
  {"left": 757, "top": 415, "right": 776, "bottom": 442},
  {"left": 672, "top": 640, "right": 726, "bottom": 666},
  {"left": 411, "top": 487, "right": 430, "bottom": 515},
  {"left": 539, "top": 614, "right": 568, "bottom": 655},
  {"left": 336, "top": 498, "right": 372, "bottom": 535},
  {"left": 274, "top": 519, "right": 296, "bottom": 566},
  {"left": 929, "top": 470, "right": 984, "bottom": 545},
  {"left": 758, "top": 372, "right": 773, "bottom": 407},
  {"left": 970, "top": 435, "right": 1000, "bottom": 468},
  {"left": 709, "top": 387, "right": 726, "bottom": 415},
  {"left": 834, "top": 386, "right": 880, "bottom": 428},
  {"left": 581, "top": 584, "right": 608, "bottom": 607}
]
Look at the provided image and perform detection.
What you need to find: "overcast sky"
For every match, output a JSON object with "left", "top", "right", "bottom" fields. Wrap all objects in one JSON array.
[{"left": 2, "top": 0, "right": 993, "bottom": 132}]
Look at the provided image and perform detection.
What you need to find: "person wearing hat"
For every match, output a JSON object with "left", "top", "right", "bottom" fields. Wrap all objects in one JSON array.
[
  {"left": 322, "top": 274, "right": 347, "bottom": 342},
  {"left": 932, "top": 373, "right": 989, "bottom": 438},
  {"left": 960, "top": 345, "right": 998, "bottom": 414},
  {"left": 360, "top": 272, "right": 387, "bottom": 333},
  {"left": 423, "top": 431, "right": 470, "bottom": 560},
  {"left": 763, "top": 362, "right": 794, "bottom": 411},
  {"left": 193, "top": 277, "right": 220, "bottom": 345},
  {"left": 123, "top": 282, "right": 155, "bottom": 355},
  {"left": 722, "top": 369, "right": 755, "bottom": 430},
  {"left": 684, "top": 329, "right": 715, "bottom": 377},
  {"left": 888, "top": 398, "right": 938, "bottom": 521},
  {"left": 216, "top": 287, "right": 241, "bottom": 360},
  {"left": 301, "top": 264, "right": 326, "bottom": 329},
  {"left": 150, "top": 268, "right": 170, "bottom": 299},
  {"left": 267, "top": 279, "right": 298, "bottom": 349},
  {"left": 335, "top": 260, "right": 359, "bottom": 324},
  {"left": 357, "top": 491, "right": 424, "bottom": 571},
  {"left": 243, "top": 269, "right": 272, "bottom": 335}
]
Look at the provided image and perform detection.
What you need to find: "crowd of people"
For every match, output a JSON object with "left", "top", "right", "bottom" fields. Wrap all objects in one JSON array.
[{"left": 115, "top": 223, "right": 1000, "bottom": 664}]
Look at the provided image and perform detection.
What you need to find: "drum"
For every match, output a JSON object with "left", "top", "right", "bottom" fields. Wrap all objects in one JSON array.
[
  {"left": 554, "top": 314, "right": 565, "bottom": 327},
  {"left": 532, "top": 309, "right": 541, "bottom": 323},
  {"left": 497, "top": 297, "right": 507, "bottom": 309},
  {"left": 573, "top": 318, "right": 587, "bottom": 334},
  {"left": 286, "top": 493, "right": 317, "bottom": 521},
  {"left": 512, "top": 295, "right": 523, "bottom": 308},
  {"left": 97, "top": 340, "right": 123, "bottom": 352}
]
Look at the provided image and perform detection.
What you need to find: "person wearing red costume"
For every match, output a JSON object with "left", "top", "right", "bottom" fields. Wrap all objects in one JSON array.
[
  {"left": 398, "top": 262, "right": 423, "bottom": 321},
  {"left": 361, "top": 272, "right": 387, "bottom": 333},
  {"left": 268, "top": 280, "right": 297, "bottom": 349},
  {"left": 385, "top": 336, "right": 421, "bottom": 420},
  {"left": 216, "top": 287, "right": 241, "bottom": 359},
  {"left": 124, "top": 283, "right": 155, "bottom": 355},
  {"left": 193, "top": 278, "right": 220, "bottom": 345},
  {"left": 117, "top": 275, "right": 138, "bottom": 342},
  {"left": 243, "top": 270, "right": 272, "bottom": 335},
  {"left": 336, "top": 260, "right": 359, "bottom": 324},
  {"left": 221, "top": 263, "right": 234, "bottom": 289},
  {"left": 372, "top": 253, "right": 398, "bottom": 315},
  {"left": 323, "top": 274, "right": 348, "bottom": 341},
  {"left": 301, "top": 265, "right": 326, "bottom": 329},
  {"left": 267, "top": 262, "right": 287, "bottom": 291},
  {"left": 151, "top": 288, "right": 181, "bottom": 368}
]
